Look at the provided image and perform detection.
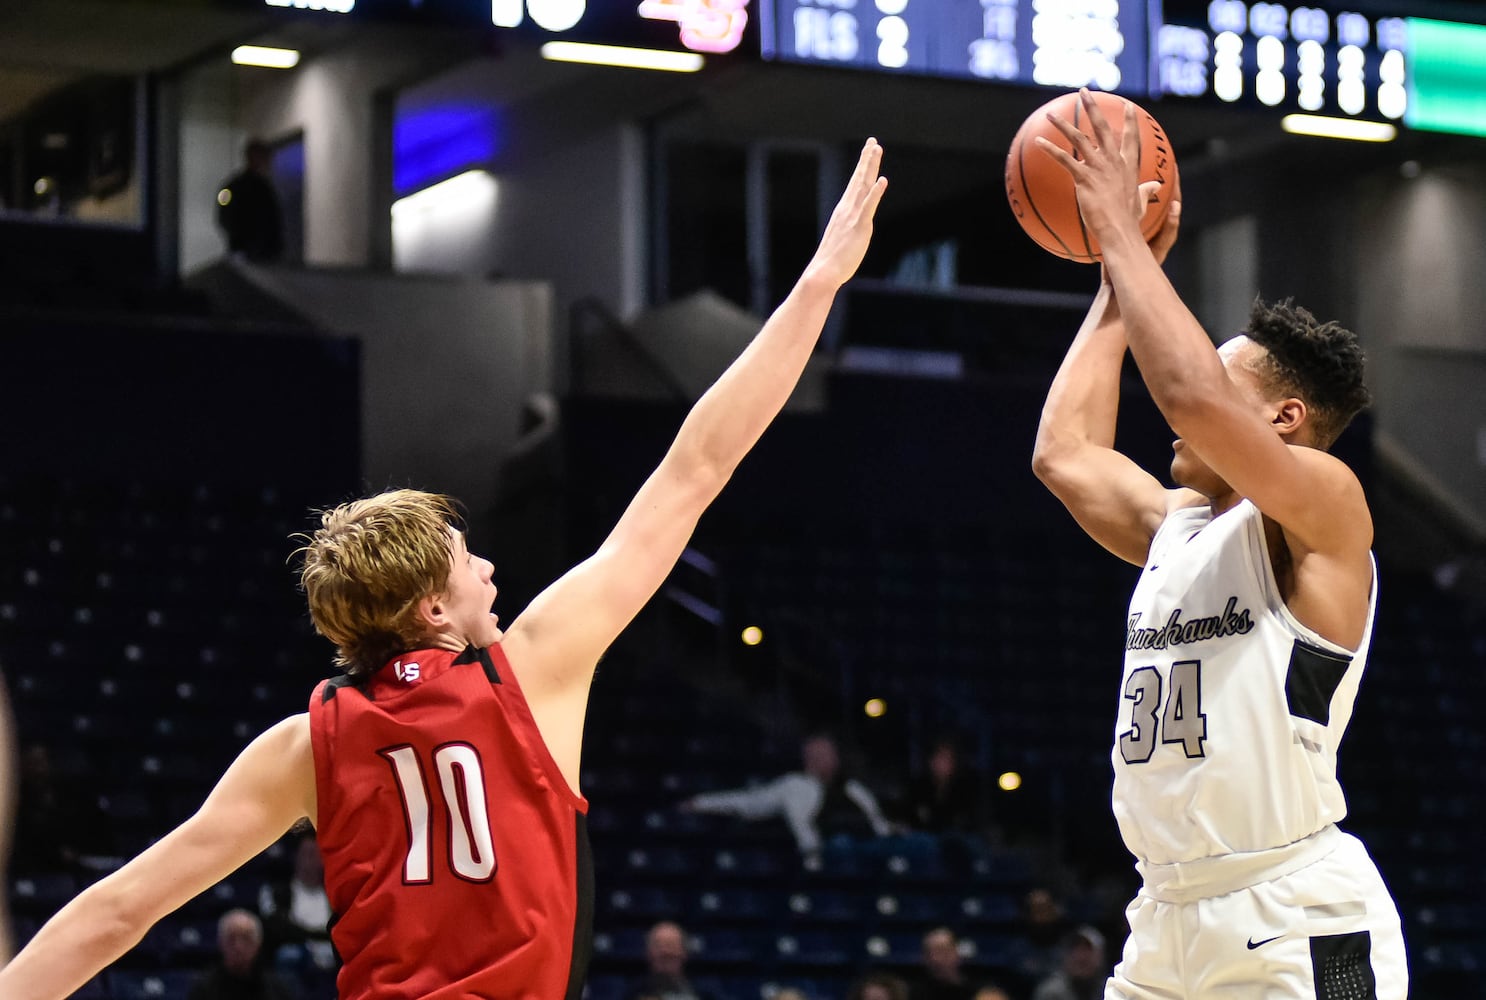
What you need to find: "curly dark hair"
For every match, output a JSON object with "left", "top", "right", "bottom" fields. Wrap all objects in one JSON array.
[{"left": 1241, "top": 297, "right": 1370, "bottom": 448}]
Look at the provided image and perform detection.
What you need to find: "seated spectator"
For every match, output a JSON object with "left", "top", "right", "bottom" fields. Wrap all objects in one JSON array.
[
  {"left": 1031, "top": 926, "right": 1106, "bottom": 1000},
  {"left": 848, "top": 971, "right": 909, "bottom": 1000},
  {"left": 630, "top": 920, "right": 710, "bottom": 1000},
  {"left": 11, "top": 744, "right": 111, "bottom": 874},
  {"left": 258, "top": 832, "right": 336, "bottom": 974},
  {"left": 188, "top": 909, "right": 296, "bottom": 1000},
  {"left": 910, "top": 927, "right": 975, "bottom": 1000},
  {"left": 903, "top": 738, "right": 981, "bottom": 834},
  {"left": 683, "top": 734, "right": 892, "bottom": 863},
  {"left": 973, "top": 986, "right": 1014, "bottom": 1000},
  {"left": 1020, "top": 887, "right": 1071, "bottom": 982}
]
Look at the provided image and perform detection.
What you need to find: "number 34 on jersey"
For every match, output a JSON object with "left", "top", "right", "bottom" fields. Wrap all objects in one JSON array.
[{"left": 1120, "top": 659, "right": 1209, "bottom": 764}]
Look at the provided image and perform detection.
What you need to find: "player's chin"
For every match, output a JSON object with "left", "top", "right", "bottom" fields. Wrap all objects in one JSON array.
[{"left": 1169, "top": 454, "right": 1191, "bottom": 488}]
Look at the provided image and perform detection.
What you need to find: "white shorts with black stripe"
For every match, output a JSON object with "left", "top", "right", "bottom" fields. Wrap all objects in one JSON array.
[{"left": 1107, "top": 826, "right": 1408, "bottom": 1000}]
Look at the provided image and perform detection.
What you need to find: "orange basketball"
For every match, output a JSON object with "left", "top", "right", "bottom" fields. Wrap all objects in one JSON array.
[{"left": 1004, "top": 91, "right": 1178, "bottom": 263}]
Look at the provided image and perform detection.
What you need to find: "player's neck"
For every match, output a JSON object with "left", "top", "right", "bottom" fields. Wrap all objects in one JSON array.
[{"left": 1207, "top": 488, "right": 1243, "bottom": 518}]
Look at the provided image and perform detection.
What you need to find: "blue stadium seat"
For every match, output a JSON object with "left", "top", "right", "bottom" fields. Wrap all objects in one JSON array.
[{"left": 688, "top": 928, "right": 757, "bottom": 964}]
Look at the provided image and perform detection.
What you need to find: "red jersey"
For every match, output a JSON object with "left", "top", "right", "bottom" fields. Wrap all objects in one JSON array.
[{"left": 308, "top": 643, "right": 591, "bottom": 999}]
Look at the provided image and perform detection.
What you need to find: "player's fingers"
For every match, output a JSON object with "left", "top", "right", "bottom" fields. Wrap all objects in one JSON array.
[
  {"left": 1138, "top": 180, "right": 1162, "bottom": 206},
  {"left": 1044, "top": 113, "right": 1094, "bottom": 161},
  {"left": 859, "top": 175, "right": 888, "bottom": 219},
  {"left": 1080, "top": 88, "right": 1116, "bottom": 152},
  {"left": 1120, "top": 103, "right": 1142, "bottom": 164},
  {"left": 1151, "top": 201, "right": 1182, "bottom": 263},
  {"left": 849, "top": 138, "right": 880, "bottom": 194},
  {"left": 1033, "top": 135, "right": 1081, "bottom": 175}
]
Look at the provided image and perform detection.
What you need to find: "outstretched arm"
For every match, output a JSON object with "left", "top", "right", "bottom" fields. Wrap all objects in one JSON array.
[
  {"left": 1038, "top": 91, "right": 1370, "bottom": 558},
  {"left": 501, "top": 140, "right": 888, "bottom": 771},
  {"left": 1032, "top": 224, "right": 1185, "bottom": 566},
  {"left": 0, "top": 716, "right": 315, "bottom": 1000}
]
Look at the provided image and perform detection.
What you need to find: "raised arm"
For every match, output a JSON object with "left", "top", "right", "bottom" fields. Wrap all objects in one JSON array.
[
  {"left": 1032, "top": 255, "right": 1183, "bottom": 566},
  {"left": 500, "top": 140, "right": 886, "bottom": 777},
  {"left": 0, "top": 716, "right": 315, "bottom": 1000},
  {"left": 1038, "top": 92, "right": 1370, "bottom": 558}
]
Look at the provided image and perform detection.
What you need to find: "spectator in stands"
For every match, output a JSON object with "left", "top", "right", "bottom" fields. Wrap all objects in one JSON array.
[
  {"left": 847, "top": 970, "right": 909, "bottom": 1000},
  {"left": 1019, "top": 887, "right": 1071, "bottom": 982},
  {"left": 973, "top": 985, "right": 1014, "bottom": 1000},
  {"left": 258, "top": 833, "right": 336, "bottom": 976},
  {"left": 682, "top": 733, "right": 893, "bottom": 864},
  {"left": 910, "top": 927, "right": 976, "bottom": 1000},
  {"left": 187, "top": 909, "right": 296, "bottom": 1000},
  {"left": 630, "top": 920, "right": 708, "bottom": 1000},
  {"left": 1031, "top": 926, "right": 1106, "bottom": 1000},
  {"left": 217, "top": 138, "right": 284, "bottom": 263},
  {"left": 10, "top": 744, "right": 110, "bottom": 874},
  {"left": 903, "top": 738, "right": 981, "bottom": 835}
]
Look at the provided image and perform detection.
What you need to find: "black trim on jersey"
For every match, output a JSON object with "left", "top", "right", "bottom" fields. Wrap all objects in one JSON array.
[
  {"left": 1285, "top": 640, "right": 1351, "bottom": 725},
  {"left": 563, "top": 812, "right": 594, "bottom": 1000},
  {"left": 1310, "top": 931, "right": 1376, "bottom": 999},
  {"left": 322, "top": 674, "right": 366, "bottom": 703},
  {"left": 454, "top": 644, "right": 502, "bottom": 684}
]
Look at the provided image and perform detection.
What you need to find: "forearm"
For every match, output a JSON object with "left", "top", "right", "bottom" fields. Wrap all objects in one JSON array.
[
  {"left": 1098, "top": 227, "right": 1228, "bottom": 415},
  {"left": 690, "top": 785, "right": 785, "bottom": 820},
  {"left": 1034, "top": 283, "right": 1128, "bottom": 462},
  {"left": 0, "top": 882, "right": 148, "bottom": 999},
  {"left": 671, "top": 272, "right": 840, "bottom": 479}
]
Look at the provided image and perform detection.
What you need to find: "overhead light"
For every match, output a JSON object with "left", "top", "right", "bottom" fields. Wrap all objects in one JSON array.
[
  {"left": 391, "top": 170, "right": 497, "bottom": 221},
  {"left": 539, "top": 41, "right": 704, "bottom": 73},
  {"left": 232, "top": 45, "right": 301, "bottom": 69},
  {"left": 1280, "top": 114, "right": 1397, "bottom": 142}
]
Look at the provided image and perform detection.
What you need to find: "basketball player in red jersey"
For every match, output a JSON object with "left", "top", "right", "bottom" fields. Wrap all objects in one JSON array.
[{"left": 0, "top": 138, "right": 888, "bottom": 1000}]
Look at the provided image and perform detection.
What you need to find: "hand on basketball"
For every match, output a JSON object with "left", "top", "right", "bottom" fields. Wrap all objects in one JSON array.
[
  {"left": 804, "top": 138, "right": 889, "bottom": 289},
  {"left": 1149, "top": 195, "right": 1182, "bottom": 265},
  {"left": 1036, "top": 89, "right": 1158, "bottom": 252}
]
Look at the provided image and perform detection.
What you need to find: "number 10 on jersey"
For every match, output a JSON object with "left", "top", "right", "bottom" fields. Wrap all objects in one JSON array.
[
  {"left": 1120, "top": 659, "right": 1208, "bottom": 764},
  {"left": 381, "top": 743, "right": 498, "bottom": 883}
]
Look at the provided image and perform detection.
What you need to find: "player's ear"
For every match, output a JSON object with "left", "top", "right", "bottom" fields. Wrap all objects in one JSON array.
[
  {"left": 416, "top": 592, "right": 448, "bottom": 630},
  {"left": 1272, "top": 396, "right": 1307, "bottom": 438}
]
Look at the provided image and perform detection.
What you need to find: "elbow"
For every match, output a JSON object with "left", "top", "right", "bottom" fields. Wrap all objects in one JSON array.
[
  {"left": 76, "top": 880, "right": 153, "bottom": 956},
  {"left": 1031, "top": 433, "right": 1076, "bottom": 490}
]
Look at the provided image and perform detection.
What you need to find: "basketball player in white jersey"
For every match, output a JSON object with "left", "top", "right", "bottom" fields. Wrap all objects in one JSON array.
[{"left": 1031, "top": 89, "right": 1406, "bottom": 998}]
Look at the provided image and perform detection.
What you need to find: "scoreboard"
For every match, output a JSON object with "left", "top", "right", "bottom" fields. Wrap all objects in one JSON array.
[
  {"left": 752, "top": 0, "right": 1485, "bottom": 135},
  {"left": 757, "top": 0, "right": 1152, "bottom": 94},
  {"left": 248, "top": 0, "right": 1485, "bottom": 136},
  {"left": 1156, "top": 0, "right": 1408, "bottom": 120}
]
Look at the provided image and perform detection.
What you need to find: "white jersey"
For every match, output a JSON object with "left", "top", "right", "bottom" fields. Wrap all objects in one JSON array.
[{"left": 1112, "top": 499, "right": 1376, "bottom": 865}]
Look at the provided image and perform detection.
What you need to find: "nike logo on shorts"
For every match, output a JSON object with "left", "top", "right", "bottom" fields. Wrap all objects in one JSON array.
[{"left": 1246, "top": 934, "right": 1283, "bottom": 950}]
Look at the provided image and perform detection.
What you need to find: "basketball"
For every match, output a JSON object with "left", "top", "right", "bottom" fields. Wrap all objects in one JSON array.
[{"left": 1004, "top": 90, "right": 1178, "bottom": 263}]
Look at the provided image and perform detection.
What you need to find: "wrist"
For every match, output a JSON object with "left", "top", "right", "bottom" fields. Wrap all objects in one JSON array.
[
  {"left": 797, "top": 266, "right": 846, "bottom": 298},
  {"left": 1098, "top": 224, "right": 1149, "bottom": 272}
]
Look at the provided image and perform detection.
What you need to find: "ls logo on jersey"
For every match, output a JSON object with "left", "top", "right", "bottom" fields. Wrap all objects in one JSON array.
[
  {"left": 393, "top": 660, "right": 421, "bottom": 684},
  {"left": 1126, "top": 597, "right": 1254, "bottom": 651}
]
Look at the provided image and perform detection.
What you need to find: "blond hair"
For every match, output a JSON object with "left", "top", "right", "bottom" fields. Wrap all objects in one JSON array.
[{"left": 297, "top": 489, "right": 462, "bottom": 677}]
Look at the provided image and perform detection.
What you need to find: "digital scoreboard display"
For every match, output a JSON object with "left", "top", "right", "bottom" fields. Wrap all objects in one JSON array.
[
  {"left": 1156, "top": 0, "right": 1408, "bottom": 120},
  {"left": 254, "top": 0, "right": 753, "bottom": 54},
  {"left": 758, "top": 0, "right": 1153, "bottom": 95},
  {"left": 754, "top": 0, "right": 1436, "bottom": 129}
]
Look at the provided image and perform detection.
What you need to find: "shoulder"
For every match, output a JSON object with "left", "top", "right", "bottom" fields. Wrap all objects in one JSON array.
[{"left": 1270, "top": 446, "right": 1373, "bottom": 548}]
